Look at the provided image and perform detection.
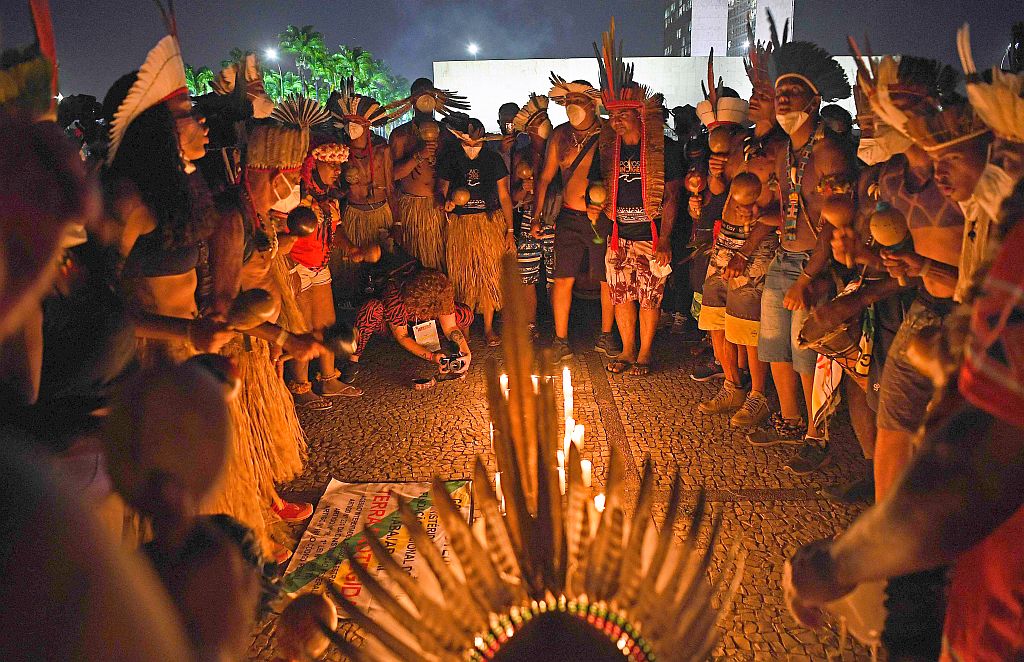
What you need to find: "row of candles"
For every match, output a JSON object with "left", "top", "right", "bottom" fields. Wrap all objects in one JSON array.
[{"left": 491, "top": 367, "right": 606, "bottom": 514}]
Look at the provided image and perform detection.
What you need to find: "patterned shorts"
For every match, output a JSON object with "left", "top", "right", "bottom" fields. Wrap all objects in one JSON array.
[
  {"left": 292, "top": 263, "right": 332, "bottom": 293},
  {"left": 517, "top": 232, "right": 555, "bottom": 286},
  {"left": 605, "top": 239, "right": 669, "bottom": 310}
]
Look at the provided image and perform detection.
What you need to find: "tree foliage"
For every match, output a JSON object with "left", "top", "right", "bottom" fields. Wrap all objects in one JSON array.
[{"left": 185, "top": 64, "right": 214, "bottom": 97}]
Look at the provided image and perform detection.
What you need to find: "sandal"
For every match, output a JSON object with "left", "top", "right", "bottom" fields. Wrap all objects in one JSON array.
[
  {"left": 486, "top": 331, "right": 501, "bottom": 347},
  {"left": 289, "top": 381, "right": 333, "bottom": 411},
  {"left": 605, "top": 359, "right": 633, "bottom": 374},
  {"left": 340, "top": 360, "right": 360, "bottom": 384},
  {"left": 630, "top": 363, "right": 651, "bottom": 376}
]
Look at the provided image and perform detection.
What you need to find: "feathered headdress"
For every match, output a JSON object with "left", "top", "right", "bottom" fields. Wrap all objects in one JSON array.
[
  {"left": 211, "top": 53, "right": 275, "bottom": 119},
  {"left": 696, "top": 49, "right": 749, "bottom": 129},
  {"left": 593, "top": 18, "right": 666, "bottom": 252},
  {"left": 512, "top": 94, "right": 550, "bottom": 134},
  {"left": 447, "top": 123, "right": 502, "bottom": 146},
  {"left": 957, "top": 23, "right": 1024, "bottom": 143},
  {"left": 387, "top": 85, "right": 470, "bottom": 118},
  {"left": 327, "top": 77, "right": 404, "bottom": 128},
  {"left": 744, "top": 21, "right": 775, "bottom": 97},
  {"left": 247, "top": 98, "right": 330, "bottom": 170},
  {"left": 547, "top": 72, "right": 601, "bottom": 107},
  {"left": 767, "top": 9, "right": 850, "bottom": 103},
  {"left": 0, "top": 0, "right": 58, "bottom": 123},
  {"left": 106, "top": 1, "right": 189, "bottom": 165},
  {"left": 319, "top": 258, "right": 745, "bottom": 662}
]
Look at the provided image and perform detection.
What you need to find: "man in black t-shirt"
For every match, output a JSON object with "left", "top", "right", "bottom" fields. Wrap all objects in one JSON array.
[{"left": 587, "top": 103, "right": 683, "bottom": 375}]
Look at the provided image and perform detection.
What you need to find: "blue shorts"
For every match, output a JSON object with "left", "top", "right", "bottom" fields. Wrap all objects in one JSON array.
[{"left": 758, "top": 250, "right": 818, "bottom": 376}]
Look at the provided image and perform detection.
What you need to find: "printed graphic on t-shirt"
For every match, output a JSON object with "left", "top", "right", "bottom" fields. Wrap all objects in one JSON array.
[
  {"left": 617, "top": 152, "right": 645, "bottom": 224},
  {"left": 464, "top": 167, "right": 486, "bottom": 210}
]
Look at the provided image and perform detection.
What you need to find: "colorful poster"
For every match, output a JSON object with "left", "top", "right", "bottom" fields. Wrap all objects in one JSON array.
[{"left": 281, "top": 479, "right": 473, "bottom": 615}]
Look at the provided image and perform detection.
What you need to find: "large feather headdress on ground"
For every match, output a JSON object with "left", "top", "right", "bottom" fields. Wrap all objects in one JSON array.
[
  {"left": 767, "top": 11, "right": 850, "bottom": 102},
  {"left": 512, "top": 94, "right": 550, "bottom": 134},
  {"left": 327, "top": 77, "right": 405, "bottom": 128},
  {"left": 319, "top": 258, "right": 745, "bottom": 662},
  {"left": 388, "top": 85, "right": 470, "bottom": 118},
  {"left": 0, "top": 0, "right": 58, "bottom": 123},
  {"left": 247, "top": 97, "right": 330, "bottom": 170},
  {"left": 106, "top": 1, "right": 189, "bottom": 165},
  {"left": 957, "top": 22, "right": 1024, "bottom": 144},
  {"left": 592, "top": 18, "right": 666, "bottom": 252},
  {"left": 547, "top": 73, "right": 601, "bottom": 107},
  {"left": 696, "top": 49, "right": 749, "bottom": 129}
]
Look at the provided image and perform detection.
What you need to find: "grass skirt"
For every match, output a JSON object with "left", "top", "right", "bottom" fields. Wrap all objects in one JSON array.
[
  {"left": 341, "top": 203, "right": 393, "bottom": 250},
  {"left": 396, "top": 194, "right": 446, "bottom": 271},
  {"left": 445, "top": 210, "right": 505, "bottom": 311},
  {"left": 270, "top": 251, "right": 309, "bottom": 334}
]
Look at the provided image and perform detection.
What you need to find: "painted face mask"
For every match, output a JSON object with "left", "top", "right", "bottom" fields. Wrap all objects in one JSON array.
[
  {"left": 567, "top": 104, "right": 590, "bottom": 128},
  {"left": 347, "top": 122, "right": 365, "bottom": 141},
  {"left": 463, "top": 145, "right": 483, "bottom": 160},
  {"left": 973, "top": 161, "right": 1018, "bottom": 220},
  {"left": 270, "top": 173, "right": 301, "bottom": 213},
  {"left": 414, "top": 94, "right": 436, "bottom": 114}
]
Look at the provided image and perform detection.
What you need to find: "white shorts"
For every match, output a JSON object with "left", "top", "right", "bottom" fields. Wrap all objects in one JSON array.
[{"left": 293, "top": 263, "right": 332, "bottom": 293}]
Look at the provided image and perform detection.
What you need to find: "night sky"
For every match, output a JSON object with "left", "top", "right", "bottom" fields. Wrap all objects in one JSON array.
[{"left": 0, "top": 0, "right": 1018, "bottom": 100}]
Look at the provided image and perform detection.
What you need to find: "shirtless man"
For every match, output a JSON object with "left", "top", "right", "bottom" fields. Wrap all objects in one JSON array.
[
  {"left": 746, "top": 39, "right": 857, "bottom": 476},
  {"left": 389, "top": 78, "right": 468, "bottom": 270},
  {"left": 533, "top": 75, "right": 617, "bottom": 362},
  {"left": 329, "top": 83, "right": 398, "bottom": 250}
]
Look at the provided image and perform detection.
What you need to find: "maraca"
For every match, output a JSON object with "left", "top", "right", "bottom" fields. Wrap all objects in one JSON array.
[
  {"left": 226, "top": 288, "right": 279, "bottom": 330},
  {"left": 514, "top": 160, "right": 534, "bottom": 181},
  {"left": 685, "top": 169, "right": 707, "bottom": 195},
  {"left": 275, "top": 593, "right": 338, "bottom": 661},
  {"left": 708, "top": 124, "right": 735, "bottom": 156},
  {"left": 418, "top": 119, "right": 440, "bottom": 142},
  {"left": 730, "top": 171, "right": 762, "bottom": 207},
  {"left": 182, "top": 354, "right": 241, "bottom": 400},
  {"left": 450, "top": 187, "right": 471, "bottom": 206},
  {"left": 869, "top": 203, "right": 910, "bottom": 285},
  {"left": 361, "top": 243, "right": 383, "bottom": 264},
  {"left": 344, "top": 168, "right": 362, "bottom": 185},
  {"left": 323, "top": 321, "right": 358, "bottom": 358},
  {"left": 587, "top": 182, "right": 607, "bottom": 206},
  {"left": 820, "top": 195, "right": 858, "bottom": 268},
  {"left": 286, "top": 206, "right": 318, "bottom": 237}
]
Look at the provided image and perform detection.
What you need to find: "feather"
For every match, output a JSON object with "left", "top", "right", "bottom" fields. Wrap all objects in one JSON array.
[
  {"left": 769, "top": 39, "right": 851, "bottom": 101},
  {"left": 473, "top": 458, "right": 528, "bottom": 597},
  {"left": 706, "top": 48, "right": 718, "bottom": 112},
  {"left": 271, "top": 97, "right": 331, "bottom": 130},
  {"left": 325, "top": 583, "right": 424, "bottom": 661},
  {"left": 612, "top": 456, "right": 656, "bottom": 606},
  {"left": 317, "top": 620, "right": 376, "bottom": 662},
  {"left": 563, "top": 442, "right": 590, "bottom": 594},
  {"left": 28, "top": 0, "right": 57, "bottom": 106}
]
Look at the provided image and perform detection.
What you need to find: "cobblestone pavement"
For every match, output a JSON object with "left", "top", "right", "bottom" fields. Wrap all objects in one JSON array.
[{"left": 250, "top": 306, "right": 876, "bottom": 661}]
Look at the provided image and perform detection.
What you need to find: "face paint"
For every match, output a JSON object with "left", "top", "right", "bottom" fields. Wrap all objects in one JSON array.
[
  {"left": 347, "top": 122, "right": 365, "bottom": 141},
  {"left": 270, "top": 173, "right": 301, "bottom": 213},
  {"left": 973, "top": 162, "right": 1018, "bottom": 220},
  {"left": 414, "top": 95, "right": 436, "bottom": 113},
  {"left": 463, "top": 145, "right": 483, "bottom": 160},
  {"left": 567, "top": 104, "right": 589, "bottom": 128}
]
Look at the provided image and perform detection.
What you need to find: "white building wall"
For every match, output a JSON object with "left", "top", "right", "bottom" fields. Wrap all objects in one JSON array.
[
  {"left": 434, "top": 56, "right": 861, "bottom": 132},
  {"left": 690, "top": 0, "right": 729, "bottom": 56},
  {"left": 754, "top": 0, "right": 796, "bottom": 45}
]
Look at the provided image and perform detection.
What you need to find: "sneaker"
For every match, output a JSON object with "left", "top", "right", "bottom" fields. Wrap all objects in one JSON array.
[
  {"left": 594, "top": 332, "right": 622, "bottom": 356},
  {"left": 551, "top": 337, "right": 574, "bottom": 363},
  {"left": 746, "top": 413, "right": 806, "bottom": 446},
  {"left": 730, "top": 391, "right": 770, "bottom": 429},
  {"left": 271, "top": 541, "right": 294, "bottom": 564},
  {"left": 821, "top": 475, "right": 875, "bottom": 504},
  {"left": 273, "top": 500, "right": 314, "bottom": 522},
  {"left": 784, "top": 438, "right": 832, "bottom": 475},
  {"left": 690, "top": 357, "right": 725, "bottom": 382},
  {"left": 698, "top": 380, "right": 748, "bottom": 414}
]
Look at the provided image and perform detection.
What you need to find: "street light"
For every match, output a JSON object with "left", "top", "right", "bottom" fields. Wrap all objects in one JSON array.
[
  {"left": 264, "top": 48, "right": 278, "bottom": 61},
  {"left": 467, "top": 42, "right": 480, "bottom": 60}
]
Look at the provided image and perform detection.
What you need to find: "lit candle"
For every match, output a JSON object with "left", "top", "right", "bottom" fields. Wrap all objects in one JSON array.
[
  {"left": 489, "top": 422, "right": 494, "bottom": 452},
  {"left": 531, "top": 374, "right": 539, "bottom": 392},
  {"left": 494, "top": 472, "right": 504, "bottom": 512},
  {"left": 580, "top": 460, "right": 593, "bottom": 488},
  {"left": 563, "top": 417, "right": 575, "bottom": 457},
  {"left": 556, "top": 449, "right": 565, "bottom": 468},
  {"left": 557, "top": 467, "right": 566, "bottom": 495},
  {"left": 571, "top": 424, "right": 585, "bottom": 451},
  {"left": 499, "top": 373, "right": 509, "bottom": 398},
  {"left": 562, "top": 366, "right": 573, "bottom": 422},
  {"left": 593, "top": 493, "right": 606, "bottom": 513}
]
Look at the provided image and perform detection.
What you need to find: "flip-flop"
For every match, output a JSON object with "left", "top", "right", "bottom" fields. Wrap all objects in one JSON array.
[
  {"left": 486, "top": 333, "right": 502, "bottom": 347},
  {"left": 630, "top": 363, "right": 651, "bottom": 376},
  {"left": 293, "top": 393, "right": 333, "bottom": 411},
  {"left": 605, "top": 359, "right": 632, "bottom": 374}
]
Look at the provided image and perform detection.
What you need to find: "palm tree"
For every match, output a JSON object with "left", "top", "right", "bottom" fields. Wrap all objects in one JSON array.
[
  {"left": 263, "top": 70, "right": 304, "bottom": 102},
  {"left": 185, "top": 64, "right": 215, "bottom": 96},
  {"left": 219, "top": 47, "right": 247, "bottom": 70},
  {"left": 280, "top": 25, "right": 325, "bottom": 95}
]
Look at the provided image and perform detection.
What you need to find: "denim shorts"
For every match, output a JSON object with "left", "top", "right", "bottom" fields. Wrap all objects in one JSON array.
[{"left": 758, "top": 250, "right": 818, "bottom": 376}]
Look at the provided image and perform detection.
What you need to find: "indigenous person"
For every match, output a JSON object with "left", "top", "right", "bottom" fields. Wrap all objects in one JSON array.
[
  {"left": 286, "top": 135, "right": 363, "bottom": 401},
  {"left": 535, "top": 75, "right": 619, "bottom": 360},
  {"left": 438, "top": 118, "right": 516, "bottom": 346},
  {"left": 510, "top": 94, "right": 555, "bottom": 333},
  {"left": 328, "top": 79, "right": 400, "bottom": 250},
  {"left": 747, "top": 30, "right": 857, "bottom": 475},
  {"left": 784, "top": 177, "right": 1024, "bottom": 662},
  {"left": 496, "top": 101, "right": 520, "bottom": 172},
  {"left": 388, "top": 78, "right": 469, "bottom": 270},
  {"left": 696, "top": 50, "right": 783, "bottom": 430},
  {"left": 350, "top": 265, "right": 472, "bottom": 375},
  {"left": 587, "top": 22, "right": 683, "bottom": 376}
]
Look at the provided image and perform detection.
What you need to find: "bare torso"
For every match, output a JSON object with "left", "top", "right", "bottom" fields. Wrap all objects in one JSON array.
[
  {"left": 390, "top": 121, "right": 437, "bottom": 198},
  {"left": 550, "top": 122, "right": 600, "bottom": 212},
  {"left": 342, "top": 136, "right": 392, "bottom": 205}
]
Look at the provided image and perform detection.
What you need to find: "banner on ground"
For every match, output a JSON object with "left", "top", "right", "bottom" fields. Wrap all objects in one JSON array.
[{"left": 281, "top": 479, "right": 473, "bottom": 616}]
